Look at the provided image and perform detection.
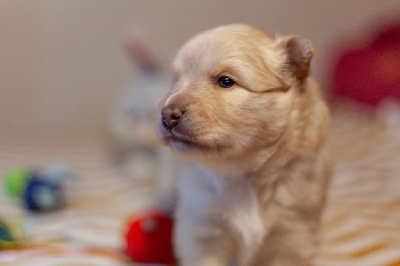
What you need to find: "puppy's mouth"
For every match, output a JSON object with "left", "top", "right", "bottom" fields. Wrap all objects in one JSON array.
[
  {"left": 157, "top": 108, "right": 231, "bottom": 155},
  {"left": 158, "top": 121, "right": 228, "bottom": 155},
  {"left": 160, "top": 128, "right": 201, "bottom": 150}
]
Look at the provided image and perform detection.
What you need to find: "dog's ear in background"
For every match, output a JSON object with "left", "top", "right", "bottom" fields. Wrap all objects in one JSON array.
[{"left": 274, "top": 35, "right": 314, "bottom": 80}]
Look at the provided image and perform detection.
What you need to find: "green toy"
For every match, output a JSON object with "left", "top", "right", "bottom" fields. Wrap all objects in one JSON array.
[{"left": 3, "top": 166, "right": 30, "bottom": 198}]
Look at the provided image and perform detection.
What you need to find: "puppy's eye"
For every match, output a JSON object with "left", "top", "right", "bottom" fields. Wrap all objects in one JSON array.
[{"left": 218, "top": 76, "right": 235, "bottom": 88}]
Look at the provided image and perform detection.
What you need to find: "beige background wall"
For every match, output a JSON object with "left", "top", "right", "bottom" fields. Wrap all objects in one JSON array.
[{"left": 0, "top": 0, "right": 399, "bottom": 138}]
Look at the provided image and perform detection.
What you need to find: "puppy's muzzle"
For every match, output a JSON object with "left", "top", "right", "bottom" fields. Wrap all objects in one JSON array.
[{"left": 161, "top": 106, "right": 183, "bottom": 129}]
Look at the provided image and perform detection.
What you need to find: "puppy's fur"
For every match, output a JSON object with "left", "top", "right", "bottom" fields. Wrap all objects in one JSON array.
[{"left": 156, "top": 24, "right": 332, "bottom": 266}]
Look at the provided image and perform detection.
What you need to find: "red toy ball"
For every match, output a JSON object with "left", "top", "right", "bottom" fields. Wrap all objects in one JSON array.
[{"left": 125, "top": 211, "right": 175, "bottom": 264}]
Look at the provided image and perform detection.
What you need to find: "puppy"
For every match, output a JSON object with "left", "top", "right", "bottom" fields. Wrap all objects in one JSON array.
[{"left": 156, "top": 24, "right": 332, "bottom": 266}]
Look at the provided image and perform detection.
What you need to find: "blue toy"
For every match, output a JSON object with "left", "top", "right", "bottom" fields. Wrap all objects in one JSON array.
[{"left": 24, "top": 177, "right": 64, "bottom": 212}]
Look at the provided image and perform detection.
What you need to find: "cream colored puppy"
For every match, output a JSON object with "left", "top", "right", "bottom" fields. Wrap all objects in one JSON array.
[{"left": 156, "top": 24, "right": 332, "bottom": 266}]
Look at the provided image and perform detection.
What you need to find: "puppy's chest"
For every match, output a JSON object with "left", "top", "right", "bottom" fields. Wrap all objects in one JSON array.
[{"left": 179, "top": 167, "right": 267, "bottom": 245}]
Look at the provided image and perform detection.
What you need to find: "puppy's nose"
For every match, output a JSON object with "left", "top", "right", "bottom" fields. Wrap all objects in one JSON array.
[{"left": 161, "top": 106, "right": 183, "bottom": 129}]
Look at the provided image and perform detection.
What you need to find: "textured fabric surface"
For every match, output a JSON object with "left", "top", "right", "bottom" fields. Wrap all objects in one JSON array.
[
  {"left": 315, "top": 101, "right": 400, "bottom": 266},
  {"left": 0, "top": 102, "right": 400, "bottom": 265}
]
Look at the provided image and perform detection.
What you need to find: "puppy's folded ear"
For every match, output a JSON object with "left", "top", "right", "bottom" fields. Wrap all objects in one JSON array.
[{"left": 274, "top": 35, "right": 314, "bottom": 79}]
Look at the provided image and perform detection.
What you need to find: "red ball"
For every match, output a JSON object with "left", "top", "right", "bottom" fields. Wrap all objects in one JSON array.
[{"left": 125, "top": 211, "right": 175, "bottom": 264}]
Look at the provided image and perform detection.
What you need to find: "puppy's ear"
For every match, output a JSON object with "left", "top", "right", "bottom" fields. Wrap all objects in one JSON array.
[{"left": 274, "top": 35, "right": 314, "bottom": 79}]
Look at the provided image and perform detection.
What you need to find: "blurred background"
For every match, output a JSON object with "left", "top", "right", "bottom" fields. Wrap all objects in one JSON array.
[
  {"left": 0, "top": 0, "right": 398, "bottom": 138},
  {"left": 0, "top": 1, "right": 400, "bottom": 265}
]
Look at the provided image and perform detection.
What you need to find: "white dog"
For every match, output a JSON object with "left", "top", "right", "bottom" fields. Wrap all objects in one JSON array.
[{"left": 156, "top": 24, "right": 332, "bottom": 266}]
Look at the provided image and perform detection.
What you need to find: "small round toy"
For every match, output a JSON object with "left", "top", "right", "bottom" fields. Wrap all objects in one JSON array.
[
  {"left": 3, "top": 164, "right": 71, "bottom": 212},
  {"left": 3, "top": 166, "right": 30, "bottom": 198},
  {"left": 23, "top": 178, "right": 64, "bottom": 212},
  {"left": 125, "top": 211, "right": 175, "bottom": 264}
]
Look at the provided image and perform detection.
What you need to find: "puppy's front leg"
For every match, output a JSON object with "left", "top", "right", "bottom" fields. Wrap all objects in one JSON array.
[
  {"left": 254, "top": 229, "right": 317, "bottom": 266},
  {"left": 175, "top": 215, "right": 233, "bottom": 266},
  {"left": 253, "top": 207, "right": 320, "bottom": 266}
]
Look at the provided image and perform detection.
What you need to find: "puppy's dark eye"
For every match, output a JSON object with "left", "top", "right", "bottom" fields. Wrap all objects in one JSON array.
[{"left": 218, "top": 76, "right": 235, "bottom": 88}]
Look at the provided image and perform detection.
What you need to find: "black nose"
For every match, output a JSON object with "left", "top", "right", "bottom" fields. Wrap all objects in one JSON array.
[{"left": 161, "top": 106, "right": 183, "bottom": 129}]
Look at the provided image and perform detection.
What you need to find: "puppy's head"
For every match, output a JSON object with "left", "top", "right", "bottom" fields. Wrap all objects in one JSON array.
[{"left": 156, "top": 24, "right": 314, "bottom": 161}]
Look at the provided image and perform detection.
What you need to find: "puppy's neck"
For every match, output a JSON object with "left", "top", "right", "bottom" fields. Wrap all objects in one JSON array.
[{"left": 198, "top": 145, "right": 280, "bottom": 179}]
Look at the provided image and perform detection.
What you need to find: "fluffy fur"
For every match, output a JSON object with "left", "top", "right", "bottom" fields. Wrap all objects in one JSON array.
[{"left": 156, "top": 24, "right": 332, "bottom": 266}]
